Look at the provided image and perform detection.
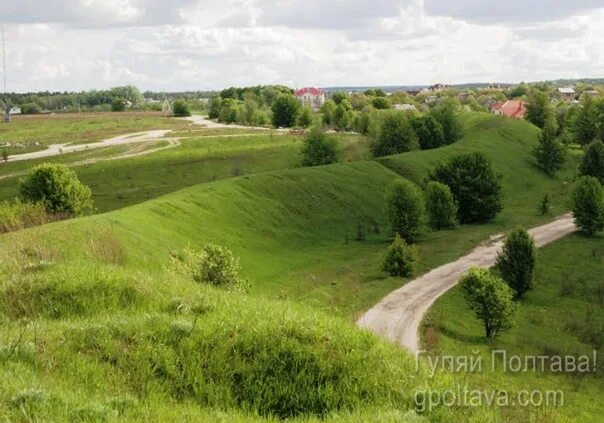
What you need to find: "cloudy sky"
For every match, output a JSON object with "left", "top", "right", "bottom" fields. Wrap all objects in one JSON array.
[{"left": 1, "top": 0, "right": 604, "bottom": 92}]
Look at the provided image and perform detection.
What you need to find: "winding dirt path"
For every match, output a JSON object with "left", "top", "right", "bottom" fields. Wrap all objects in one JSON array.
[{"left": 357, "top": 214, "right": 577, "bottom": 354}]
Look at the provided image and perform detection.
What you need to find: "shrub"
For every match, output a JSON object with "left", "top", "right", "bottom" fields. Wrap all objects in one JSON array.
[
  {"left": 428, "top": 152, "right": 502, "bottom": 223},
  {"left": 429, "top": 99, "right": 464, "bottom": 144},
  {"left": 579, "top": 140, "right": 604, "bottom": 184},
  {"left": 21, "top": 102, "right": 42, "bottom": 114},
  {"left": 425, "top": 181, "right": 457, "bottom": 229},
  {"left": 384, "top": 180, "right": 425, "bottom": 242},
  {"left": 370, "top": 111, "right": 419, "bottom": 157},
  {"left": 296, "top": 105, "right": 314, "bottom": 128},
  {"left": 532, "top": 121, "right": 566, "bottom": 175},
  {"left": 1, "top": 149, "right": 8, "bottom": 163},
  {"left": 300, "top": 127, "right": 338, "bottom": 167},
  {"left": 172, "top": 99, "right": 191, "bottom": 117},
  {"left": 0, "top": 200, "right": 49, "bottom": 234},
  {"left": 371, "top": 97, "right": 391, "bottom": 109},
  {"left": 460, "top": 268, "right": 516, "bottom": 340},
  {"left": 495, "top": 228, "right": 536, "bottom": 299},
  {"left": 271, "top": 94, "right": 300, "bottom": 128},
  {"left": 111, "top": 98, "right": 126, "bottom": 112},
  {"left": 537, "top": 193, "right": 550, "bottom": 216},
  {"left": 410, "top": 115, "right": 446, "bottom": 150},
  {"left": 383, "top": 234, "right": 418, "bottom": 277},
  {"left": 18, "top": 163, "right": 93, "bottom": 216},
  {"left": 571, "top": 176, "right": 604, "bottom": 236},
  {"left": 179, "top": 244, "right": 248, "bottom": 289}
]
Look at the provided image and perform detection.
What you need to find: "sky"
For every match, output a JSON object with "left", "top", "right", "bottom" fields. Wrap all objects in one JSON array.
[{"left": 1, "top": 0, "right": 604, "bottom": 92}]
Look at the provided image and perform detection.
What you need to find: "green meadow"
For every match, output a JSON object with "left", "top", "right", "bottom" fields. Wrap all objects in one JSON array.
[{"left": 0, "top": 111, "right": 600, "bottom": 421}]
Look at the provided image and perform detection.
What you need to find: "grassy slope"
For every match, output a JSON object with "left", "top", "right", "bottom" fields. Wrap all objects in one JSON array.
[{"left": 423, "top": 234, "right": 603, "bottom": 422}]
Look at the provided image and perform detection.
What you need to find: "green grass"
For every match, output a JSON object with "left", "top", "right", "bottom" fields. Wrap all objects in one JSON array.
[
  {"left": 422, "top": 234, "right": 604, "bottom": 422},
  {"left": 0, "top": 111, "right": 596, "bottom": 421},
  {"left": 0, "top": 112, "right": 190, "bottom": 154}
]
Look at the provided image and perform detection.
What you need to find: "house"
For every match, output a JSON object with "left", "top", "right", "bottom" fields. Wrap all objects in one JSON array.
[
  {"left": 394, "top": 103, "right": 417, "bottom": 112},
  {"left": 581, "top": 90, "right": 600, "bottom": 98},
  {"left": 558, "top": 87, "right": 576, "bottom": 101},
  {"left": 294, "top": 87, "right": 325, "bottom": 111},
  {"left": 427, "top": 83, "right": 449, "bottom": 92},
  {"left": 457, "top": 92, "right": 470, "bottom": 102},
  {"left": 491, "top": 100, "right": 526, "bottom": 119}
]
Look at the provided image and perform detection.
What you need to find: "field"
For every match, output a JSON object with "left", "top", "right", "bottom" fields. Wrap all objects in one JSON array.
[{"left": 0, "top": 111, "right": 600, "bottom": 421}]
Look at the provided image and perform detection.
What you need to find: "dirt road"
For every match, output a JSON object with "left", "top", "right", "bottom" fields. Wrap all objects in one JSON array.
[{"left": 357, "top": 214, "right": 577, "bottom": 354}]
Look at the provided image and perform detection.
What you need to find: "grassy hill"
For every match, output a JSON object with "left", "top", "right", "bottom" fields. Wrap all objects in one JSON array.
[{"left": 0, "top": 112, "right": 594, "bottom": 421}]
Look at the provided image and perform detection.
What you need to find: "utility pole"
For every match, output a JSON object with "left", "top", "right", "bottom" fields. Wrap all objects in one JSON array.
[{"left": 2, "top": 25, "right": 9, "bottom": 123}]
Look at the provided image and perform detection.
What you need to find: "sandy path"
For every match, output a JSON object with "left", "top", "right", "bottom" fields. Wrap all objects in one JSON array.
[
  {"left": 185, "top": 115, "right": 290, "bottom": 132},
  {"left": 357, "top": 214, "right": 577, "bottom": 354}
]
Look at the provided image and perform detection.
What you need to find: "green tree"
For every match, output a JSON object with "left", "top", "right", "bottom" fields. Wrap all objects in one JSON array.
[
  {"left": 320, "top": 100, "right": 337, "bottom": 126},
  {"left": 429, "top": 99, "right": 464, "bottom": 144},
  {"left": 532, "top": 121, "right": 566, "bottom": 175},
  {"left": 18, "top": 163, "right": 93, "bottom": 216},
  {"left": 525, "top": 90, "right": 553, "bottom": 129},
  {"left": 425, "top": 181, "right": 458, "bottom": 229},
  {"left": 460, "top": 268, "right": 516, "bottom": 340},
  {"left": 271, "top": 94, "right": 300, "bottom": 128},
  {"left": 496, "top": 229, "right": 536, "bottom": 299},
  {"left": 537, "top": 194, "right": 550, "bottom": 216},
  {"left": 219, "top": 99, "right": 239, "bottom": 123},
  {"left": 382, "top": 234, "right": 418, "bottom": 277},
  {"left": 208, "top": 95, "right": 222, "bottom": 119},
  {"left": 331, "top": 92, "right": 349, "bottom": 105},
  {"left": 574, "top": 95, "right": 599, "bottom": 145},
  {"left": 172, "top": 99, "right": 191, "bottom": 117},
  {"left": 384, "top": 180, "right": 425, "bottom": 242},
  {"left": 370, "top": 111, "right": 419, "bottom": 157},
  {"left": 410, "top": 115, "right": 446, "bottom": 150},
  {"left": 571, "top": 176, "right": 604, "bottom": 236},
  {"left": 428, "top": 152, "right": 502, "bottom": 223},
  {"left": 1, "top": 149, "right": 8, "bottom": 163},
  {"left": 300, "top": 127, "right": 338, "bottom": 167},
  {"left": 371, "top": 97, "right": 391, "bottom": 109},
  {"left": 579, "top": 140, "right": 604, "bottom": 184},
  {"left": 296, "top": 105, "right": 314, "bottom": 128},
  {"left": 111, "top": 98, "right": 126, "bottom": 112}
]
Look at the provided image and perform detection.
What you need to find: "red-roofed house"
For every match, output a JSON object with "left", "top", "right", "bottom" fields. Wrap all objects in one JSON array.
[
  {"left": 491, "top": 100, "right": 526, "bottom": 119},
  {"left": 294, "top": 87, "right": 325, "bottom": 111}
]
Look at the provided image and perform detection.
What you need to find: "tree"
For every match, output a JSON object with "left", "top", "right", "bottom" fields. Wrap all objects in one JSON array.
[
  {"left": 460, "top": 268, "right": 516, "bottom": 340},
  {"left": 300, "top": 127, "right": 338, "bottom": 167},
  {"left": 579, "top": 140, "right": 604, "bottom": 184},
  {"left": 370, "top": 111, "right": 419, "bottom": 157},
  {"left": 18, "top": 163, "right": 93, "bottom": 216},
  {"left": 320, "top": 100, "right": 337, "bottom": 126},
  {"left": 425, "top": 181, "right": 457, "bottom": 229},
  {"left": 194, "top": 244, "right": 244, "bottom": 288},
  {"left": 331, "top": 92, "right": 349, "bottom": 105},
  {"left": 495, "top": 229, "right": 536, "bottom": 299},
  {"left": 574, "top": 95, "right": 599, "bottom": 145},
  {"left": 296, "top": 105, "right": 314, "bottom": 128},
  {"left": 1, "top": 149, "right": 8, "bottom": 163},
  {"left": 537, "top": 194, "right": 550, "bottom": 216},
  {"left": 172, "top": 99, "right": 191, "bottom": 117},
  {"left": 571, "top": 176, "right": 604, "bottom": 236},
  {"left": 532, "top": 121, "right": 566, "bottom": 175},
  {"left": 271, "top": 94, "right": 300, "bottom": 128},
  {"left": 382, "top": 234, "right": 418, "bottom": 277},
  {"left": 384, "top": 179, "right": 425, "bottom": 242},
  {"left": 525, "top": 90, "right": 553, "bottom": 129},
  {"left": 428, "top": 152, "right": 502, "bottom": 223},
  {"left": 208, "top": 95, "right": 222, "bottom": 119},
  {"left": 410, "top": 115, "right": 446, "bottom": 150},
  {"left": 371, "top": 97, "right": 391, "bottom": 110},
  {"left": 429, "top": 99, "right": 464, "bottom": 144},
  {"left": 111, "top": 98, "right": 126, "bottom": 112}
]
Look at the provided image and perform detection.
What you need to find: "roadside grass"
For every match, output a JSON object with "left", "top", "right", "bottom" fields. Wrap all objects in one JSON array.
[
  {"left": 422, "top": 234, "right": 604, "bottom": 422},
  {"left": 0, "top": 112, "right": 189, "bottom": 154}
]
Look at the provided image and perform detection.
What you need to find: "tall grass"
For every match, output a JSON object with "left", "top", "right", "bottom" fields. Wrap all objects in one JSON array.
[{"left": 0, "top": 200, "right": 49, "bottom": 234}]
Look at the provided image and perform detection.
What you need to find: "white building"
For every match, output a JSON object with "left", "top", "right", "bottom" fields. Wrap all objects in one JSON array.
[
  {"left": 394, "top": 104, "right": 417, "bottom": 112},
  {"left": 294, "top": 87, "right": 325, "bottom": 111},
  {"left": 558, "top": 87, "right": 576, "bottom": 101}
]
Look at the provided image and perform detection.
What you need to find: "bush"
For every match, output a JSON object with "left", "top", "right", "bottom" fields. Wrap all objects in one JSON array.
[
  {"left": 495, "top": 229, "right": 536, "bottom": 299},
  {"left": 18, "top": 163, "right": 93, "bottom": 216},
  {"left": 425, "top": 181, "right": 457, "bottom": 229},
  {"left": 370, "top": 111, "right": 419, "bottom": 157},
  {"left": 271, "top": 94, "right": 300, "bottom": 128},
  {"left": 571, "top": 176, "right": 604, "bottom": 236},
  {"left": 300, "top": 127, "right": 338, "bottom": 167},
  {"left": 172, "top": 99, "right": 191, "bottom": 117},
  {"left": 111, "top": 98, "right": 126, "bottom": 112},
  {"left": 21, "top": 102, "right": 42, "bottom": 114},
  {"left": 537, "top": 194, "right": 550, "bottom": 216},
  {"left": 428, "top": 152, "right": 502, "bottom": 223},
  {"left": 382, "top": 234, "right": 418, "bottom": 277},
  {"left": 460, "top": 268, "right": 516, "bottom": 340},
  {"left": 296, "top": 105, "right": 314, "bottom": 128},
  {"left": 182, "top": 244, "right": 247, "bottom": 289},
  {"left": 0, "top": 200, "right": 48, "bottom": 234},
  {"left": 429, "top": 99, "right": 464, "bottom": 144},
  {"left": 410, "top": 115, "right": 446, "bottom": 150},
  {"left": 384, "top": 180, "right": 425, "bottom": 242},
  {"left": 579, "top": 140, "right": 604, "bottom": 184},
  {"left": 371, "top": 97, "right": 391, "bottom": 109},
  {"left": 532, "top": 122, "right": 566, "bottom": 175}
]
